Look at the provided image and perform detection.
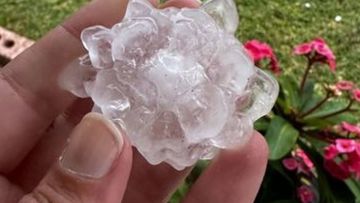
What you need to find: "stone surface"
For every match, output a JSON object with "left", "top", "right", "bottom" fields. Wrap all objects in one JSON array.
[
  {"left": 0, "top": 26, "right": 34, "bottom": 63},
  {"left": 60, "top": 0, "right": 279, "bottom": 170}
]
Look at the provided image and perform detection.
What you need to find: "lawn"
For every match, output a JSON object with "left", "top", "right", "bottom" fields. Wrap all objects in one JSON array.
[{"left": 1, "top": 0, "right": 359, "bottom": 84}]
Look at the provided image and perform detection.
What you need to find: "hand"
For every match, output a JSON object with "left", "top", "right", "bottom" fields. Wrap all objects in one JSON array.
[{"left": 0, "top": 0, "right": 268, "bottom": 202}]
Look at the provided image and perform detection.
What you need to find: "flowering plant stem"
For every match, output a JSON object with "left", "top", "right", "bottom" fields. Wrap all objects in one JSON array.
[
  {"left": 320, "top": 100, "right": 354, "bottom": 119},
  {"left": 300, "top": 58, "right": 313, "bottom": 93},
  {"left": 298, "top": 91, "right": 332, "bottom": 118},
  {"left": 244, "top": 38, "right": 360, "bottom": 203}
]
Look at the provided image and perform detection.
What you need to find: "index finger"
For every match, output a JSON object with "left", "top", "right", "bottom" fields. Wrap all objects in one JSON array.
[{"left": 0, "top": 0, "right": 129, "bottom": 173}]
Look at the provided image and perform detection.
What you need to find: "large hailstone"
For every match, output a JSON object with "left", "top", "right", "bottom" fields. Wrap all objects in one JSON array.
[{"left": 60, "top": 0, "right": 279, "bottom": 170}]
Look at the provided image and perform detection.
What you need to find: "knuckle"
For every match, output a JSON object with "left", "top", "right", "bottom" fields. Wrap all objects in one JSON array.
[
  {"left": 59, "top": 23, "right": 81, "bottom": 40},
  {"left": 19, "top": 181, "right": 82, "bottom": 203},
  {"left": 20, "top": 191, "right": 52, "bottom": 203}
]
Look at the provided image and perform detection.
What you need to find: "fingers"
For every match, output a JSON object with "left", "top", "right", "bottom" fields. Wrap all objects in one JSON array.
[
  {"left": 0, "top": 177, "right": 24, "bottom": 202},
  {"left": 19, "top": 113, "right": 133, "bottom": 203},
  {"left": 9, "top": 99, "right": 93, "bottom": 192},
  {"left": 148, "top": 0, "right": 200, "bottom": 8},
  {"left": 5, "top": 0, "right": 201, "bottom": 198},
  {"left": 183, "top": 132, "right": 269, "bottom": 203},
  {"left": 8, "top": 116, "right": 74, "bottom": 192},
  {"left": 160, "top": 0, "right": 200, "bottom": 8},
  {"left": 0, "top": 0, "right": 129, "bottom": 173},
  {"left": 122, "top": 150, "right": 192, "bottom": 203}
]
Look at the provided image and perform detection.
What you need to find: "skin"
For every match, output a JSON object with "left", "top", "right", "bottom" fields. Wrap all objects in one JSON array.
[{"left": 0, "top": 0, "right": 269, "bottom": 202}]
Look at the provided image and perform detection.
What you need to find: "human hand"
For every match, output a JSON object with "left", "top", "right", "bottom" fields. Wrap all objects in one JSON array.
[{"left": 0, "top": 0, "right": 268, "bottom": 202}]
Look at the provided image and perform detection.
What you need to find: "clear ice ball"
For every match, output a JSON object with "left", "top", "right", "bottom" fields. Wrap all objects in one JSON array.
[{"left": 60, "top": 0, "right": 279, "bottom": 170}]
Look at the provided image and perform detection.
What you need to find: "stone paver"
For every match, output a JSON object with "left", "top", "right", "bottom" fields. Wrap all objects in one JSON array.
[{"left": 0, "top": 26, "right": 34, "bottom": 67}]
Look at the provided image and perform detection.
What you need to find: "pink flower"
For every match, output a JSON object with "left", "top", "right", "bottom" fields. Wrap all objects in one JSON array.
[
  {"left": 324, "top": 159, "right": 351, "bottom": 180},
  {"left": 296, "top": 149, "right": 314, "bottom": 169},
  {"left": 297, "top": 185, "right": 315, "bottom": 203},
  {"left": 282, "top": 158, "right": 299, "bottom": 171},
  {"left": 294, "top": 43, "right": 312, "bottom": 55},
  {"left": 313, "top": 38, "right": 335, "bottom": 59},
  {"left": 336, "top": 139, "right": 356, "bottom": 153},
  {"left": 346, "top": 152, "right": 360, "bottom": 173},
  {"left": 325, "top": 142, "right": 360, "bottom": 180},
  {"left": 294, "top": 38, "right": 336, "bottom": 71},
  {"left": 244, "top": 40, "right": 281, "bottom": 75},
  {"left": 324, "top": 145, "right": 338, "bottom": 160},
  {"left": 336, "top": 80, "right": 354, "bottom": 91},
  {"left": 244, "top": 40, "right": 272, "bottom": 60},
  {"left": 356, "top": 144, "right": 360, "bottom": 156},
  {"left": 341, "top": 122, "right": 360, "bottom": 134},
  {"left": 353, "top": 89, "right": 360, "bottom": 102}
]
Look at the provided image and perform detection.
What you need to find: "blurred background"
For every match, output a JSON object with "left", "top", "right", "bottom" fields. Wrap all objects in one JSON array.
[
  {"left": 1, "top": 1, "right": 360, "bottom": 203},
  {"left": 1, "top": 0, "right": 359, "bottom": 82}
]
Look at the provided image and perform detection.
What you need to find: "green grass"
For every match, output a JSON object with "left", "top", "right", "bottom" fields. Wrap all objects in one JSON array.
[
  {"left": 237, "top": 0, "right": 360, "bottom": 84},
  {"left": 0, "top": 0, "right": 87, "bottom": 39},
  {"left": 1, "top": 0, "right": 359, "bottom": 83}
]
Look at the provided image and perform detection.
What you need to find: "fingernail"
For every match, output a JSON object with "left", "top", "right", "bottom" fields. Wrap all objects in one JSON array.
[{"left": 60, "top": 113, "right": 123, "bottom": 179}]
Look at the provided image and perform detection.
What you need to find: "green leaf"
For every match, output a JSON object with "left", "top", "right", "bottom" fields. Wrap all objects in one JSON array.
[
  {"left": 266, "top": 116, "right": 299, "bottom": 160},
  {"left": 169, "top": 182, "right": 189, "bottom": 203},
  {"left": 302, "top": 118, "right": 334, "bottom": 130},
  {"left": 254, "top": 117, "right": 270, "bottom": 132},
  {"left": 300, "top": 79, "right": 316, "bottom": 110},
  {"left": 300, "top": 98, "right": 360, "bottom": 126},
  {"left": 346, "top": 179, "right": 360, "bottom": 202},
  {"left": 303, "top": 106, "right": 344, "bottom": 120},
  {"left": 305, "top": 136, "right": 328, "bottom": 150},
  {"left": 275, "top": 97, "right": 290, "bottom": 114},
  {"left": 278, "top": 75, "right": 301, "bottom": 111}
]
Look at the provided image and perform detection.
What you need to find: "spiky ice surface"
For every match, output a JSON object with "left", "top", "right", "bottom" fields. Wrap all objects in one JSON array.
[{"left": 60, "top": 0, "right": 279, "bottom": 170}]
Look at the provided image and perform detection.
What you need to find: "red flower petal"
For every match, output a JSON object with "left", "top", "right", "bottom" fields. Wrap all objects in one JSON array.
[
  {"left": 324, "top": 159, "right": 351, "bottom": 180},
  {"left": 335, "top": 139, "right": 356, "bottom": 153},
  {"left": 244, "top": 40, "right": 281, "bottom": 75},
  {"left": 297, "top": 185, "right": 315, "bottom": 203},
  {"left": 295, "top": 38, "right": 336, "bottom": 71},
  {"left": 336, "top": 80, "right": 354, "bottom": 91},
  {"left": 353, "top": 89, "right": 360, "bottom": 102},
  {"left": 282, "top": 158, "right": 299, "bottom": 171},
  {"left": 324, "top": 145, "right": 338, "bottom": 160},
  {"left": 294, "top": 43, "right": 312, "bottom": 55},
  {"left": 341, "top": 122, "right": 360, "bottom": 134}
]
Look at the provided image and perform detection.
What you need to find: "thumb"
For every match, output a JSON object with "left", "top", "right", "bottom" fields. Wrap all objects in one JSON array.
[{"left": 19, "top": 113, "right": 133, "bottom": 203}]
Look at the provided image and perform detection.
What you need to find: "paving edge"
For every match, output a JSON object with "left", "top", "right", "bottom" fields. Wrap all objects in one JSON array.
[{"left": 0, "top": 26, "right": 34, "bottom": 66}]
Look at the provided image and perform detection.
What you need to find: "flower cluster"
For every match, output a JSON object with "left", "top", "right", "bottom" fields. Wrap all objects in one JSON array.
[
  {"left": 244, "top": 40, "right": 281, "bottom": 75},
  {"left": 336, "top": 80, "right": 354, "bottom": 91},
  {"left": 339, "top": 122, "right": 360, "bottom": 136},
  {"left": 334, "top": 80, "right": 360, "bottom": 102},
  {"left": 294, "top": 38, "right": 336, "bottom": 71},
  {"left": 283, "top": 150, "right": 312, "bottom": 169},
  {"left": 297, "top": 185, "right": 316, "bottom": 203},
  {"left": 283, "top": 148, "right": 315, "bottom": 174},
  {"left": 324, "top": 139, "right": 360, "bottom": 180},
  {"left": 249, "top": 36, "right": 360, "bottom": 202},
  {"left": 283, "top": 149, "right": 317, "bottom": 203}
]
